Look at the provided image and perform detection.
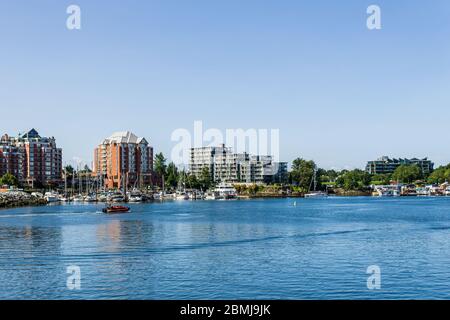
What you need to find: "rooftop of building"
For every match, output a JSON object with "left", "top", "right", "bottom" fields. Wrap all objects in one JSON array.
[
  {"left": 20, "top": 128, "right": 40, "bottom": 139},
  {"left": 103, "top": 131, "right": 148, "bottom": 145},
  {"left": 371, "top": 156, "right": 431, "bottom": 163}
]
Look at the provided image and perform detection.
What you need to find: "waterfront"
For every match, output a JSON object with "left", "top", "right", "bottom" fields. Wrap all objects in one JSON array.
[{"left": 1, "top": 197, "right": 450, "bottom": 299}]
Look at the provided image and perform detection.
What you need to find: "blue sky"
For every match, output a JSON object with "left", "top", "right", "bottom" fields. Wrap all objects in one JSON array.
[{"left": 1, "top": 0, "right": 449, "bottom": 169}]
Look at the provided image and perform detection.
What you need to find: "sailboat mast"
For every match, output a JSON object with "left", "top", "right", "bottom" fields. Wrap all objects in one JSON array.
[
  {"left": 64, "top": 167, "right": 67, "bottom": 197},
  {"left": 313, "top": 166, "right": 317, "bottom": 191}
]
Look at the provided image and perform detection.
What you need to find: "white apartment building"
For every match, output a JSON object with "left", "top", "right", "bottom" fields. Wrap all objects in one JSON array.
[{"left": 190, "top": 144, "right": 287, "bottom": 184}]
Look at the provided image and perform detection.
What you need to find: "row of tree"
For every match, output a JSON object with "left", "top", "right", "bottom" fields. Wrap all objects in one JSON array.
[
  {"left": 288, "top": 158, "right": 448, "bottom": 192},
  {"left": 153, "top": 153, "right": 213, "bottom": 191},
  {"left": 3, "top": 153, "right": 449, "bottom": 192}
]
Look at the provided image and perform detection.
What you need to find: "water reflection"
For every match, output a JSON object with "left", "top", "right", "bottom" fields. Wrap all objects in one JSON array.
[{"left": 1, "top": 198, "right": 450, "bottom": 299}]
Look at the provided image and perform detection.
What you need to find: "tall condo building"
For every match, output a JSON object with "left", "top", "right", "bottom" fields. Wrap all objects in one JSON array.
[
  {"left": 93, "top": 131, "right": 154, "bottom": 189},
  {"left": 190, "top": 144, "right": 288, "bottom": 184},
  {"left": 0, "top": 129, "right": 63, "bottom": 186},
  {"left": 366, "top": 156, "right": 434, "bottom": 175}
]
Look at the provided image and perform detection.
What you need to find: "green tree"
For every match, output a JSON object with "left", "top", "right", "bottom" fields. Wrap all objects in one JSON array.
[
  {"left": 165, "top": 162, "right": 179, "bottom": 189},
  {"left": 186, "top": 173, "right": 200, "bottom": 190},
  {"left": 289, "top": 158, "right": 316, "bottom": 192},
  {"left": 427, "top": 164, "right": 450, "bottom": 184},
  {"left": 199, "top": 167, "right": 212, "bottom": 190},
  {"left": 0, "top": 173, "right": 18, "bottom": 187},
  {"left": 371, "top": 173, "right": 391, "bottom": 185},
  {"left": 392, "top": 165, "right": 422, "bottom": 183},
  {"left": 154, "top": 153, "right": 167, "bottom": 176},
  {"left": 336, "top": 169, "right": 371, "bottom": 191},
  {"left": 320, "top": 169, "right": 339, "bottom": 183},
  {"left": 65, "top": 165, "right": 75, "bottom": 174}
]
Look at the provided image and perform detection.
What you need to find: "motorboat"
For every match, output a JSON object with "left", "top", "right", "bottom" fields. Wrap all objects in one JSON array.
[
  {"left": 416, "top": 188, "right": 430, "bottom": 197},
  {"left": 59, "top": 196, "right": 70, "bottom": 202},
  {"left": 152, "top": 192, "right": 161, "bottom": 200},
  {"left": 31, "top": 192, "right": 44, "bottom": 199},
  {"left": 445, "top": 187, "right": 450, "bottom": 196},
  {"left": 102, "top": 205, "right": 131, "bottom": 214},
  {"left": 128, "top": 195, "right": 143, "bottom": 202},
  {"left": 175, "top": 192, "right": 189, "bottom": 200},
  {"left": 374, "top": 185, "right": 400, "bottom": 197},
  {"left": 108, "top": 192, "right": 126, "bottom": 203},
  {"left": 127, "top": 189, "right": 143, "bottom": 202},
  {"left": 204, "top": 192, "right": 217, "bottom": 200},
  {"left": 73, "top": 194, "right": 84, "bottom": 202},
  {"left": 97, "top": 193, "right": 108, "bottom": 202},
  {"left": 213, "top": 183, "right": 237, "bottom": 200},
  {"left": 44, "top": 192, "right": 60, "bottom": 203}
]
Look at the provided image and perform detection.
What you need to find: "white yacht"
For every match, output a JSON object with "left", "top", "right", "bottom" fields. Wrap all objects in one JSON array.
[
  {"left": 97, "top": 193, "right": 108, "bottom": 202},
  {"left": 204, "top": 192, "right": 216, "bottom": 200},
  {"left": 152, "top": 192, "right": 161, "bottom": 200},
  {"left": 73, "top": 194, "right": 84, "bottom": 202},
  {"left": 304, "top": 191, "right": 328, "bottom": 198},
  {"left": 445, "top": 187, "right": 450, "bottom": 196},
  {"left": 375, "top": 186, "right": 400, "bottom": 197},
  {"left": 44, "top": 192, "right": 60, "bottom": 203},
  {"left": 127, "top": 189, "right": 143, "bottom": 202},
  {"left": 175, "top": 192, "right": 189, "bottom": 200},
  {"left": 31, "top": 192, "right": 44, "bottom": 199},
  {"left": 128, "top": 194, "right": 143, "bottom": 202},
  {"left": 59, "top": 195, "right": 70, "bottom": 202},
  {"left": 214, "top": 183, "right": 237, "bottom": 199}
]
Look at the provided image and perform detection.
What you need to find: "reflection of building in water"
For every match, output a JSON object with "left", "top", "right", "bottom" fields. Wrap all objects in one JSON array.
[
  {"left": 96, "top": 220, "right": 121, "bottom": 251},
  {"left": 96, "top": 220, "right": 147, "bottom": 252}
]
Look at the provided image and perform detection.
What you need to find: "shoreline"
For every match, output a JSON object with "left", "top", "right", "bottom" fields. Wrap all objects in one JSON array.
[
  {"left": 2, "top": 193, "right": 446, "bottom": 211},
  {"left": 0, "top": 192, "right": 47, "bottom": 210}
]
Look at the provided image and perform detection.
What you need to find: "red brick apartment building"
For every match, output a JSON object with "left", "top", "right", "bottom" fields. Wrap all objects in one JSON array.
[
  {"left": 0, "top": 129, "right": 63, "bottom": 186},
  {"left": 93, "top": 131, "right": 154, "bottom": 189}
]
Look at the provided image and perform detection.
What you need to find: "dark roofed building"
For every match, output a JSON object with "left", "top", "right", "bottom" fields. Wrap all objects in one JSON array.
[
  {"left": 366, "top": 156, "right": 434, "bottom": 175},
  {"left": 0, "top": 129, "right": 62, "bottom": 186}
]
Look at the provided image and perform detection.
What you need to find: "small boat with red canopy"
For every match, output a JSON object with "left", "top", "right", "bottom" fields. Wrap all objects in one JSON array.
[{"left": 102, "top": 205, "right": 131, "bottom": 214}]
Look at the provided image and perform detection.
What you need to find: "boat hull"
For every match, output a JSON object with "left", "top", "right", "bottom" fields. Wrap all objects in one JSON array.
[{"left": 102, "top": 206, "right": 131, "bottom": 214}]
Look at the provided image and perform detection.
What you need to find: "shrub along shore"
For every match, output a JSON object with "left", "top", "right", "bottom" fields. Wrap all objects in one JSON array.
[{"left": 0, "top": 191, "right": 47, "bottom": 209}]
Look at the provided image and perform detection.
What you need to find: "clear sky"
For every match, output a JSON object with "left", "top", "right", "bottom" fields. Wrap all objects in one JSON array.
[{"left": 1, "top": 0, "right": 449, "bottom": 169}]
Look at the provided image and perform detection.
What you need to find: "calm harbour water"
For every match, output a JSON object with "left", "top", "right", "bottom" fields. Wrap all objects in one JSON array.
[{"left": 1, "top": 197, "right": 450, "bottom": 300}]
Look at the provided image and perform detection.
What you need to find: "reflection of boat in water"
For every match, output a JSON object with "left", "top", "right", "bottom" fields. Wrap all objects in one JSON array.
[{"left": 102, "top": 205, "right": 131, "bottom": 214}]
